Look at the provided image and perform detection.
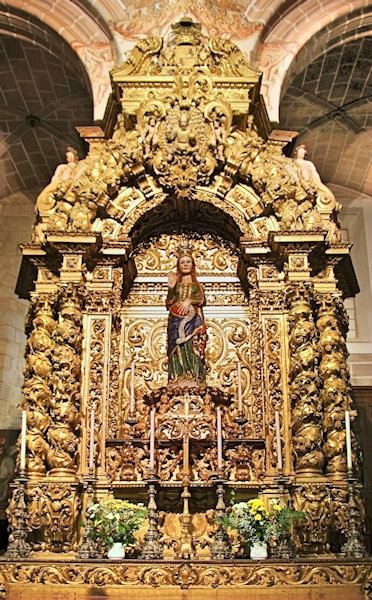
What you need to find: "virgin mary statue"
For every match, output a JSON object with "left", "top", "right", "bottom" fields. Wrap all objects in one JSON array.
[{"left": 166, "top": 247, "right": 207, "bottom": 385}]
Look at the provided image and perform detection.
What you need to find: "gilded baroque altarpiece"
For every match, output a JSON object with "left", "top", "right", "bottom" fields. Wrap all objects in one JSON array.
[{"left": 2, "top": 18, "right": 372, "bottom": 600}]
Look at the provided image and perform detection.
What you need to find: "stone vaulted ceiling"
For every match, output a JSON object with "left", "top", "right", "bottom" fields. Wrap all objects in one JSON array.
[{"left": 0, "top": 0, "right": 371, "bottom": 206}]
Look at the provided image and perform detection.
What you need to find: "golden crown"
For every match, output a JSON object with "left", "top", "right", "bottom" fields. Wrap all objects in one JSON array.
[{"left": 177, "top": 240, "right": 193, "bottom": 258}]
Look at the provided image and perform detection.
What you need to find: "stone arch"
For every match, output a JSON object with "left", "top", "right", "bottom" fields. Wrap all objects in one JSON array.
[
  {"left": 0, "top": 5, "right": 92, "bottom": 87},
  {"left": 280, "top": 5, "right": 372, "bottom": 101},
  {"left": 0, "top": 6, "right": 94, "bottom": 200},
  {"left": 0, "top": 3, "right": 113, "bottom": 119},
  {"left": 254, "top": 1, "right": 370, "bottom": 121},
  {"left": 278, "top": 25, "right": 372, "bottom": 192}
]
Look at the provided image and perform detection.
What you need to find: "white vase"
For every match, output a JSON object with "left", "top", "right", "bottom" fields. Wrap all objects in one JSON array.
[
  {"left": 249, "top": 541, "right": 268, "bottom": 559},
  {"left": 107, "top": 542, "right": 125, "bottom": 559}
]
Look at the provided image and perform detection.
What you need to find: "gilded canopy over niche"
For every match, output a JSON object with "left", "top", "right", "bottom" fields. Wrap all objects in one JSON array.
[{"left": 32, "top": 17, "right": 342, "bottom": 250}]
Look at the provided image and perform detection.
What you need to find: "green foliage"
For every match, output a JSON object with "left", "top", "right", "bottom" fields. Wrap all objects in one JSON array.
[
  {"left": 268, "top": 499, "right": 307, "bottom": 537},
  {"left": 84, "top": 497, "right": 148, "bottom": 548}
]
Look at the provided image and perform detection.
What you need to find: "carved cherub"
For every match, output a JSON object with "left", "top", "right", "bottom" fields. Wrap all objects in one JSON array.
[
  {"left": 143, "top": 114, "right": 160, "bottom": 158},
  {"left": 210, "top": 117, "right": 226, "bottom": 161}
]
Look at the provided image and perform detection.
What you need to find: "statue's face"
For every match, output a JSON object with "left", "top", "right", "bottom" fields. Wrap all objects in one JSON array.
[
  {"left": 297, "top": 146, "right": 306, "bottom": 159},
  {"left": 178, "top": 255, "right": 193, "bottom": 275},
  {"left": 66, "top": 151, "right": 75, "bottom": 163}
]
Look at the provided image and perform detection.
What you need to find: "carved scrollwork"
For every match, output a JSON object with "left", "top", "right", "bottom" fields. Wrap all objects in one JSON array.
[
  {"left": 208, "top": 37, "right": 260, "bottom": 78},
  {"left": 329, "top": 485, "right": 349, "bottom": 551},
  {"left": 236, "top": 139, "right": 339, "bottom": 239},
  {"left": 225, "top": 445, "right": 265, "bottom": 481},
  {"left": 262, "top": 316, "right": 285, "bottom": 471},
  {"left": 292, "top": 483, "right": 332, "bottom": 555},
  {"left": 106, "top": 445, "right": 148, "bottom": 482},
  {"left": 1, "top": 560, "right": 370, "bottom": 590},
  {"left": 111, "top": 36, "right": 163, "bottom": 77},
  {"left": 151, "top": 103, "right": 216, "bottom": 195},
  {"left": 27, "top": 483, "right": 81, "bottom": 552},
  {"left": 35, "top": 128, "right": 145, "bottom": 239}
]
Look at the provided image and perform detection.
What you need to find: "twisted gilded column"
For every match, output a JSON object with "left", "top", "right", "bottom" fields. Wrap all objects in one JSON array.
[
  {"left": 47, "top": 285, "right": 82, "bottom": 476},
  {"left": 22, "top": 297, "right": 55, "bottom": 477},
  {"left": 287, "top": 284, "right": 324, "bottom": 475},
  {"left": 316, "top": 295, "right": 352, "bottom": 478}
]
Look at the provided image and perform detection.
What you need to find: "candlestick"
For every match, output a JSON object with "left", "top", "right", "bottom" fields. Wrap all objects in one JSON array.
[
  {"left": 345, "top": 410, "right": 352, "bottom": 470},
  {"left": 237, "top": 361, "right": 242, "bottom": 413},
  {"left": 217, "top": 407, "right": 223, "bottom": 470},
  {"left": 89, "top": 409, "right": 95, "bottom": 470},
  {"left": 20, "top": 410, "right": 27, "bottom": 472},
  {"left": 275, "top": 411, "right": 283, "bottom": 470},
  {"left": 149, "top": 409, "right": 155, "bottom": 470},
  {"left": 130, "top": 362, "right": 135, "bottom": 413}
]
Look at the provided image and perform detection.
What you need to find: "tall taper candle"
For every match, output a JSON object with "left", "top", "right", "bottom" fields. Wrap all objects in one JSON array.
[
  {"left": 149, "top": 409, "right": 155, "bottom": 470},
  {"left": 345, "top": 410, "right": 352, "bottom": 470},
  {"left": 275, "top": 410, "right": 283, "bottom": 470},
  {"left": 217, "top": 407, "right": 223, "bottom": 470},
  {"left": 89, "top": 409, "right": 95, "bottom": 470},
  {"left": 20, "top": 410, "right": 27, "bottom": 471},
  {"left": 237, "top": 361, "right": 242, "bottom": 412},
  {"left": 183, "top": 398, "right": 189, "bottom": 473},
  {"left": 130, "top": 362, "right": 135, "bottom": 413}
]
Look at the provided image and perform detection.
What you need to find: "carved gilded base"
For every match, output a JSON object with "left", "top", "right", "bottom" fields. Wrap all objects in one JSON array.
[{"left": 0, "top": 558, "right": 371, "bottom": 599}]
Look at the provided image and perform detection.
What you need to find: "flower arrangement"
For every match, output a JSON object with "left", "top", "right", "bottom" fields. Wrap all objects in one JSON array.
[
  {"left": 84, "top": 498, "right": 148, "bottom": 549},
  {"left": 221, "top": 495, "right": 306, "bottom": 547},
  {"left": 222, "top": 497, "right": 274, "bottom": 545}
]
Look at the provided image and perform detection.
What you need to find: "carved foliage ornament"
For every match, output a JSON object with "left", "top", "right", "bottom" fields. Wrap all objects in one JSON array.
[{"left": 0, "top": 560, "right": 370, "bottom": 589}]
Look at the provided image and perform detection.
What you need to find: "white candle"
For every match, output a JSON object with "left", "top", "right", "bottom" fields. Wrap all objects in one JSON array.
[
  {"left": 89, "top": 409, "right": 95, "bottom": 470},
  {"left": 20, "top": 410, "right": 27, "bottom": 471},
  {"left": 237, "top": 361, "right": 242, "bottom": 412},
  {"left": 149, "top": 409, "right": 155, "bottom": 470},
  {"left": 183, "top": 398, "right": 189, "bottom": 473},
  {"left": 275, "top": 411, "right": 283, "bottom": 470},
  {"left": 217, "top": 407, "right": 223, "bottom": 469},
  {"left": 183, "top": 425, "right": 189, "bottom": 473},
  {"left": 130, "top": 362, "right": 135, "bottom": 413},
  {"left": 345, "top": 410, "right": 352, "bottom": 470}
]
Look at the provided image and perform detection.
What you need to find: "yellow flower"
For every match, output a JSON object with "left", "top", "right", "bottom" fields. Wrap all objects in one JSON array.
[
  {"left": 248, "top": 498, "right": 264, "bottom": 509},
  {"left": 254, "top": 514, "right": 262, "bottom": 521}
]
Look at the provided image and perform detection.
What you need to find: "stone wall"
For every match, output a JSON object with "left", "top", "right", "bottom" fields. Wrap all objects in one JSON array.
[{"left": 0, "top": 192, "right": 35, "bottom": 428}]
